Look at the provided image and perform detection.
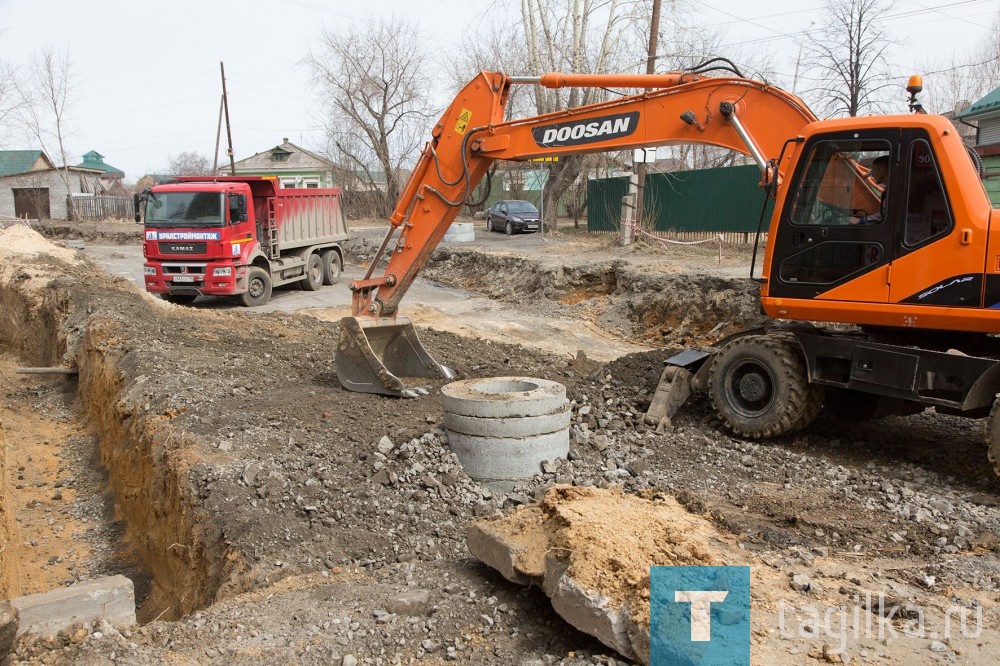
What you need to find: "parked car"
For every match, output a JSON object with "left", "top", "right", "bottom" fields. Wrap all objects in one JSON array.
[{"left": 485, "top": 200, "right": 541, "bottom": 235}]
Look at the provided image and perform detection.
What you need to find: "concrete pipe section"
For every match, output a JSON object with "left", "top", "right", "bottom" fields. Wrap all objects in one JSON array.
[{"left": 441, "top": 377, "right": 570, "bottom": 485}]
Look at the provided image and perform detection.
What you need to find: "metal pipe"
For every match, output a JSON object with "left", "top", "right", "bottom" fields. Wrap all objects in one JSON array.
[
  {"left": 16, "top": 367, "right": 78, "bottom": 375},
  {"left": 719, "top": 102, "right": 767, "bottom": 172}
]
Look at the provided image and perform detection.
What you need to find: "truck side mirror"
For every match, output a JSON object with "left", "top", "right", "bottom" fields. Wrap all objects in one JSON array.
[{"left": 133, "top": 194, "right": 142, "bottom": 223}]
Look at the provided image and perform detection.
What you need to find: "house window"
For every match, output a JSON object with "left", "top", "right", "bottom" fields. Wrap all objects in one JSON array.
[{"left": 271, "top": 151, "right": 290, "bottom": 162}]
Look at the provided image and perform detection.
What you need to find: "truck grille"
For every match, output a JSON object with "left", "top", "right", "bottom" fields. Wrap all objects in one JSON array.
[{"left": 159, "top": 242, "right": 207, "bottom": 254}]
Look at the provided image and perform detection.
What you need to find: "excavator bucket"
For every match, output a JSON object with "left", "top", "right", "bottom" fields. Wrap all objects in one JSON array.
[{"left": 335, "top": 316, "right": 457, "bottom": 398}]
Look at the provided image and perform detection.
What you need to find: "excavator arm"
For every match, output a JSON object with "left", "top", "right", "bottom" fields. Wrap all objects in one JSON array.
[{"left": 336, "top": 69, "right": 819, "bottom": 397}]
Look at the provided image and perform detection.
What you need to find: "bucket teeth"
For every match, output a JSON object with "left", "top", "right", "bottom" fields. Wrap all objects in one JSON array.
[{"left": 335, "top": 316, "right": 456, "bottom": 398}]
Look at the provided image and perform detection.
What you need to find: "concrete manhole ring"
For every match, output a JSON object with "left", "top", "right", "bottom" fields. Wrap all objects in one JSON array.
[
  {"left": 441, "top": 377, "right": 570, "bottom": 482},
  {"left": 440, "top": 377, "right": 568, "bottom": 418}
]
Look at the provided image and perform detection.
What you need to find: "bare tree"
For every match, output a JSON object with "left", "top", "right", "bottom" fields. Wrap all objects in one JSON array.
[
  {"left": 923, "top": 10, "right": 1000, "bottom": 114},
  {"left": 306, "top": 16, "right": 433, "bottom": 217},
  {"left": 515, "top": 0, "right": 649, "bottom": 229},
  {"left": 167, "top": 151, "right": 213, "bottom": 175},
  {"left": 799, "top": 0, "right": 895, "bottom": 117},
  {"left": 11, "top": 48, "right": 77, "bottom": 217},
  {"left": 0, "top": 60, "right": 22, "bottom": 145}
]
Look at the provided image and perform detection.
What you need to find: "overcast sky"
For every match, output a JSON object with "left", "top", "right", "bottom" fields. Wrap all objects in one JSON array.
[{"left": 0, "top": 0, "right": 995, "bottom": 181}]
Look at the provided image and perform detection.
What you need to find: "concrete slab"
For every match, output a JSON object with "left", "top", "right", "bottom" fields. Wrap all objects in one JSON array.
[{"left": 9, "top": 575, "right": 136, "bottom": 637}]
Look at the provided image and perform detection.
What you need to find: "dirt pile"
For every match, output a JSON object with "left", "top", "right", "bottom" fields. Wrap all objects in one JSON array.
[
  {"left": 471, "top": 485, "right": 725, "bottom": 624},
  {"left": 468, "top": 485, "right": 765, "bottom": 663}
]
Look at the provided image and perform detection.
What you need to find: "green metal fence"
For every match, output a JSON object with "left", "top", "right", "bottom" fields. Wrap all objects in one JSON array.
[{"left": 588, "top": 164, "right": 774, "bottom": 242}]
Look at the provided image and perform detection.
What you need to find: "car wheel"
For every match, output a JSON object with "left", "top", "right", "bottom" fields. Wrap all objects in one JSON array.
[
  {"left": 239, "top": 266, "right": 272, "bottom": 307},
  {"left": 505, "top": 221, "right": 513, "bottom": 236},
  {"left": 708, "top": 333, "right": 823, "bottom": 438},
  {"left": 486, "top": 217, "right": 493, "bottom": 232},
  {"left": 321, "top": 250, "right": 341, "bottom": 285}
]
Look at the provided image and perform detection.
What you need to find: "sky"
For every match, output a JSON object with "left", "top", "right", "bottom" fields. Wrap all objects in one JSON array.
[{"left": 0, "top": 0, "right": 996, "bottom": 182}]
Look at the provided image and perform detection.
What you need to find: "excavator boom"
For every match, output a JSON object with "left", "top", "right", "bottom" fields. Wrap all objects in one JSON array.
[{"left": 336, "top": 69, "right": 819, "bottom": 397}]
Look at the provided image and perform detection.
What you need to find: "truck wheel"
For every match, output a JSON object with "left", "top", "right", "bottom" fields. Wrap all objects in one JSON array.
[
  {"left": 321, "top": 250, "right": 341, "bottom": 285},
  {"left": 986, "top": 396, "right": 1000, "bottom": 479},
  {"left": 301, "top": 253, "right": 323, "bottom": 291},
  {"left": 708, "top": 333, "right": 823, "bottom": 439},
  {"left": 239, "top": 266, "right": 272, "bottom": 307},
  {"left": 161, "top": 294, "right": 197, "bottom": 306}
]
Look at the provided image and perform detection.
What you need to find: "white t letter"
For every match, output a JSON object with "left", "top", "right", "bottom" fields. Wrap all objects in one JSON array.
[{"left": 675, "top": 590, "right": 729, "bottom": 641}]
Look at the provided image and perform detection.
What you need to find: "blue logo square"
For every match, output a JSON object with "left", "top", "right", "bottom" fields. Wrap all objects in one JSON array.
[{"left": 650, "top": 566, "right": 750, "bottom": 665}]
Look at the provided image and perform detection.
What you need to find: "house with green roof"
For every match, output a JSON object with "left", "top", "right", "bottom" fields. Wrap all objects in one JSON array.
[
  {"left": 0, "top": 150, "right": 55, "bottom": 177},
  {"left": 0, "top": 148, "right": 126, "bottom": 220},
  {"left": 231, "top": 138, "right": 339, "bottom": 189},
  {"left": 955, "top": 86, "right": 1000, "bottom": 206}
]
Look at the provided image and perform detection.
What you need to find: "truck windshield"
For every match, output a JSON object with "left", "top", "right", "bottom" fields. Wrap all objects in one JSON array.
[{"left": 144, "top": 192, "right": 225, "bottom": 228}]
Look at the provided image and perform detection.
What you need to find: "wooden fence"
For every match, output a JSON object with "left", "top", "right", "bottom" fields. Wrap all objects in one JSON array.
[{"left": 69, "top": 194, "right": 134, "bottom": 221}]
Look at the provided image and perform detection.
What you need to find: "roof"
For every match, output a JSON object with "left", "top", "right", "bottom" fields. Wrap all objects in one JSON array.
[
  {"left": 232, "top": 139, "right": 336, "bottom": 173},
  {"left": 955, "top": 86, "right": 1000, "bottom": 120},
  {"left": 0, "top": 150, "right": 54, "bottom": 176},
  {"left": 75, "top": 150, "right": 124, "bottom": 175}
]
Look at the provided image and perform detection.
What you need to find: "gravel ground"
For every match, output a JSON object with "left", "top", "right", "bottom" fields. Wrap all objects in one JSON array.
[{"left": 2, "top": 221, "right": 999, "bottom": 665}]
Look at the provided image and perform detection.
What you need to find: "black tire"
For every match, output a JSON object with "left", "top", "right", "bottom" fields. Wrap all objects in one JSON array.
[
  {"left": 239, "top": 266, "right": 272, "bottom": 307},
  {"left": 486, "top": 217, "right": 494, "bottom": 232},
  {"left": 161, "top": 294, "right": 197, "bottom": 306},
  {"left": 301, "top": 253, "right": 323, "bottom": 291},
  {"left": 708, "top": 333, "right": 824, "bottom": 438},
  {"left": 505, "top": 221, "right": 513, "bottom": 236},
  {"left": 322, "top": 250, "right": 342, "bottom": 285},
  {"left": 986, "top": 396, "right": 1000, "bottom": 480}
]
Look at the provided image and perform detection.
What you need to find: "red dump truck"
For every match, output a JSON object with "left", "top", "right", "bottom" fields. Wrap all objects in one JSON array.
[{"left": 135, "top": 176, "right": 349, "bottom": 306}]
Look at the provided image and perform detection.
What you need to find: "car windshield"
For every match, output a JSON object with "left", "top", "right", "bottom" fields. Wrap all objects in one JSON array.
[
  {"left": 507, "top": 202, "right": 538, "bottom": 214},
  {"left": 144, "top": 192, "right": 224, "bottom": 228}
]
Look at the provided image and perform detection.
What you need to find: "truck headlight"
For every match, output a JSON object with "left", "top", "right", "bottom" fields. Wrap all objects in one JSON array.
[
  {"left": 143, "top": 266, "right": 156, "bottom": 276},
  {"left": 213, "top": 267, "right": 233, "bottom": 277}
]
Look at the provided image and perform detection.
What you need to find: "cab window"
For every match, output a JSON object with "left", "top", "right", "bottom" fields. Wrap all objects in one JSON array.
[
  {"left": 903, "top": 139, "right": 952, "bottom": 246},
  {"left": 789, "top": 139, "right": 890, "bottom": 226}
]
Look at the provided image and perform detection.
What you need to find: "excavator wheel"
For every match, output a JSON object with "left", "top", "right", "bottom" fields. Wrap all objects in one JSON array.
[
  {"left": 708, "top": 333, "right": 823, "bottom": 439},
  {"left": 985, "top": 396, "right": 1000, "bottom": 479}
]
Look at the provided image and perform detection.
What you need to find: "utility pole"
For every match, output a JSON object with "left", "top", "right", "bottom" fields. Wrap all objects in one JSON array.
[
  {"left": 632, "top": 0, "right": 662, "bottom": 239},
  {"left": 213, "top": 94, "right": 224, "bottom": 175},
  {"left": 220, "top": 61, "right": 236, "bottom": 175}
]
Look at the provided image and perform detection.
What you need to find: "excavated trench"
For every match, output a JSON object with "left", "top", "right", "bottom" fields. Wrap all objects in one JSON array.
[
  {"left": 420, "top": 247, "right": 764, "bottom": 346},
  {"left": 0, "top": 244, "right": 234, "bottom": 621},
  {"left": 1, "top": 229, "right": 762, "bottom": 629}
]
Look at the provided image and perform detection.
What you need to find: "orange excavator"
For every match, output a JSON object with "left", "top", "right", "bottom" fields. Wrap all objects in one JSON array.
[{"left": 334, "top": 62, "right": 1000, "bottom": 473}]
